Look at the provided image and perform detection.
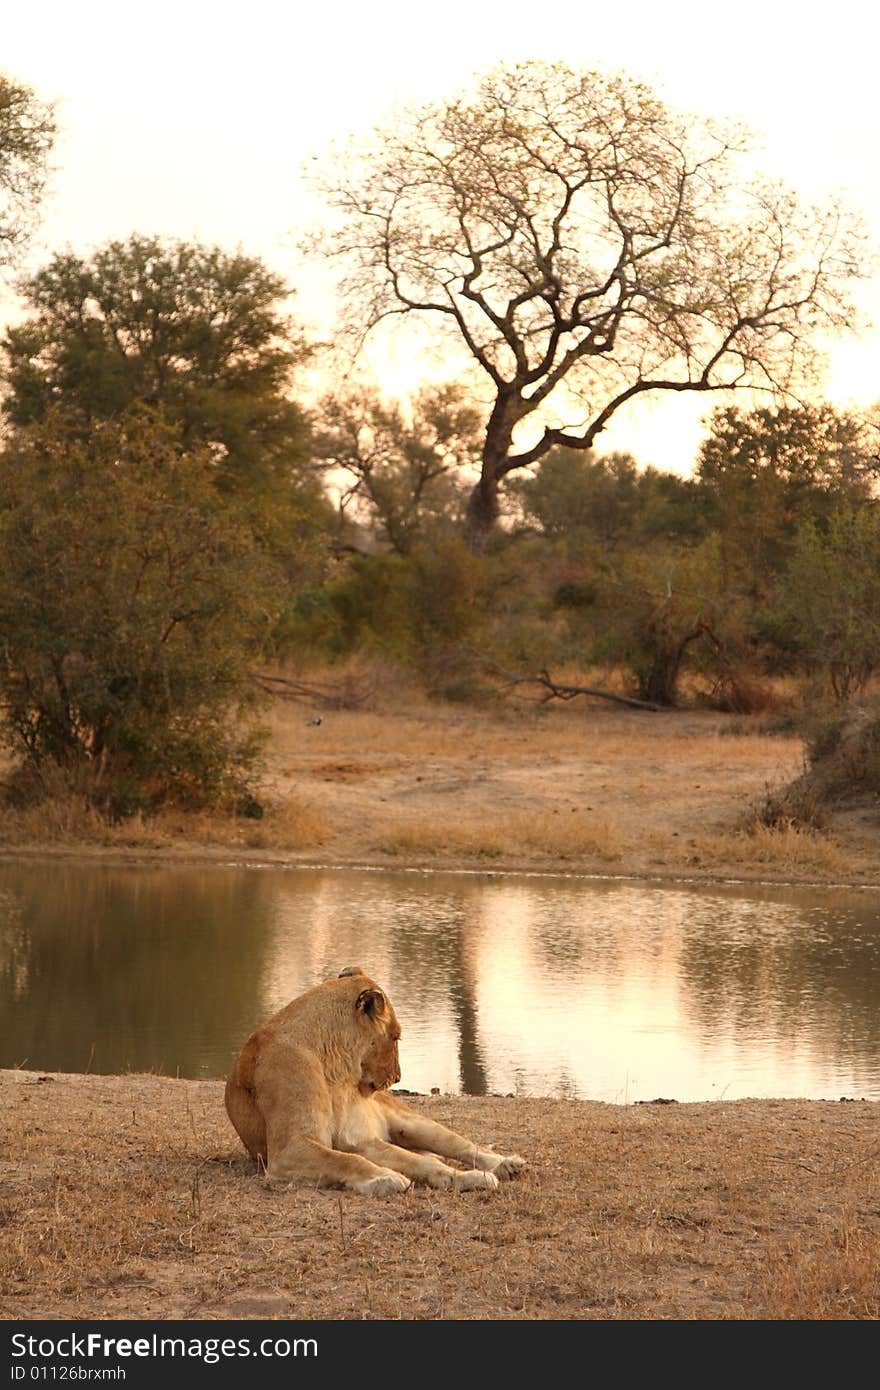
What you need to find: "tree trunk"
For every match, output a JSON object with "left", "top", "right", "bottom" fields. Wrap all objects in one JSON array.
[
  {"left": 464, "top": 393, "right": 523, "bottom": 552},
  {"left": 636, "top": 620, "right": 710, "bottom": 707},
  {"left": 464, "top": 472, "right": 499, "bottom": 553},
  {"left": 638, "top": 652, "right": 683, "bottom": 707}
]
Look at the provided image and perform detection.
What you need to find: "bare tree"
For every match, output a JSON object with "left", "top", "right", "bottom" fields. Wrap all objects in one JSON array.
[
  {"left": 311, "top": 62, "right": 865, "bottom": 549},
  {"left": 314, "top": 381, "right": 481, "bottom": 553}
]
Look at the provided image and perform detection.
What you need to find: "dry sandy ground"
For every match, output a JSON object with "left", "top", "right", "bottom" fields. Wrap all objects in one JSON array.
[
  {"left": 259, "top": 696, "right": 880, "bottom": 885},
  {"left": 6, "top": 696, "right": 876, "bottom": 886},
  {"left": 275, "top": 700, "right": 880, "bottom": 884},
  {"left": 2, "top": 1071, "right": 878, "bottom": 1322},
  {"left": 260, "top": 701, "right": 831, "bottom": 881}
]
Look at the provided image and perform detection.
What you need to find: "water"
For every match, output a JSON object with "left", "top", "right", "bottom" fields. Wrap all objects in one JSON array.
[{"left": 1, "top": 860, "right": 879, "bottom": 1102}]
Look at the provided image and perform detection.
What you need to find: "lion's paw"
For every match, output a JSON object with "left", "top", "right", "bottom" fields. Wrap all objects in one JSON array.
[
  {"left": 423, "top": 1168, "right": 456, "bottom": 1190},
  {"left": 476, "top": 1152, "right": 525, "bottom": 1180},
  {"left": 454, "top": 1169, "right": 500, "bottom": 1192},
  {"left": 356, "top": 1170, "right": 411, "bottom": 1197}
]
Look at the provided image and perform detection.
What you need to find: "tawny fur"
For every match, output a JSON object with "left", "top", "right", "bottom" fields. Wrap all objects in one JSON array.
[{"left": 224, "top": 966, "right": 525, "bottom": 1196}]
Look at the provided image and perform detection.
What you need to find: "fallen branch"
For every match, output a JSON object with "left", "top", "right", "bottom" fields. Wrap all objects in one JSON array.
[
  {"left": 461, "top": 648, "right": 666, "bottom": 711},
  {"left": 529, "top": 670, "right": 667, "bottom": 712},
  {"left": 250, "top": 672, "right": 370, "bottom": 710}
]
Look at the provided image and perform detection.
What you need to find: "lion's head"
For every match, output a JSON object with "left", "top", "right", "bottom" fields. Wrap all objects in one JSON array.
[{"left": 338, "top": 965, "right": 402, "bottom": 1095}]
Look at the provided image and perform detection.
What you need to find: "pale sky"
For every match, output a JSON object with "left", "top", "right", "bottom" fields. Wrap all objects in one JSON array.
[{"left": 4, "top": 0, "right": 879, "bottom": 474}]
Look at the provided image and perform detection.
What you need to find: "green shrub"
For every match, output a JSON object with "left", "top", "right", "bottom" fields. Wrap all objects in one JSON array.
[
  {"left": 0, "top": 408, "right": 281, "bottom": 818},
  {"left": 778, "top": 508, "right": 880, "bottom": 700}
]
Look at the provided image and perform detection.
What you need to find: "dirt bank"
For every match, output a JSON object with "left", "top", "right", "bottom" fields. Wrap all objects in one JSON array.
[
  {"left": 2, "top": 1070, "right": 878, "bottom": 1321},
  {"left": 3, "top": 700, "right": 879, "bottom": 888}
]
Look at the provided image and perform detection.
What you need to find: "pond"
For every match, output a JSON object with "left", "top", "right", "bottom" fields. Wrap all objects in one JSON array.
[{"left": 1, "top": 860, "right": 879, "bottom": 1103}]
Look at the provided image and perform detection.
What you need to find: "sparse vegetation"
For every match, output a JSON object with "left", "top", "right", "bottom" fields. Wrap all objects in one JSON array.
[
  {"left": 6, "top": 688, "right": 853, "bottom": 884},
  {"left": 372, "top": 809, "right": 623, "bottom": 863},
  {"left": 686, "top": 823, "right": 850, "bottom": 875},
  {"left": 3, "top": 1072, "right": 878, "bottom": 1321},
  {"left": 0, "top": 782, "right": 329, "bottom": 852},
  {"left": 0, "top": 63, "right": 878, "bottom": 842},
  {"left": 753, "top": 699, "right": 880, "bottom": 835}
]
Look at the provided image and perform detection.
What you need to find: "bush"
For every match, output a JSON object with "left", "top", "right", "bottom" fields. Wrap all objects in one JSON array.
[
  {"left": 755, "top": 701, "right": 880, "bottom": 831},
  {"left": 805, "top": 704, "right": 880, "bottom": 794},
  {"left": 290, "top": 540, "right": 488, "bottom": 693},
  {"left": 586, "top": 536, "right": 746, "bottom": 706},
  {"left": 709, "top": 669, "right": 787, "bottom": 716},
  {"left": 0, "top": 408, "right": 281, "bottom": 817},
  {"left": 778, "top": 508, "right": 880, "bottom": 700}
]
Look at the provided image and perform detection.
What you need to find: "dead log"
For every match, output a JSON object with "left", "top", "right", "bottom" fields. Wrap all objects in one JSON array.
[
  {"left": 250, "top": 672, "right": 369, "bottom": 710},
  {"left": 528, "top": 670, "right": 667, "bottom": 712},
  {"left": 460, "top": 647, "right": 666, "bottom": 711}
]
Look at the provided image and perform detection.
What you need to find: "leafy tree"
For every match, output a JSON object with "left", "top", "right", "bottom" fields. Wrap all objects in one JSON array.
[
  {"left": 584, "top": 537, "right": 742, "bottom": 706},
  {"left": 284, "top": 538, "right": 487, "bottom": 696},
  {"left": 778, "top": 507, "right": 880, "bottom": 700},
  {"left": 0, "top": 74, "right": 55, "bottom": 270},
  {"left": 0, "top": 408, "right": 281, "bottom": 816},
  {"left": 512, "top": 448, "right": 709, "bottom": 553},
  {"left": 512, "top": 449, "right": 640, "bottom": 550},
  {"left": 314, "top": 381, "right": 481, "bottom": 553},
  {"left": 635, "top": 469, "right": 713, "bottom": 546},
  {"left": 312, "top": 61, "right": 863, "bottom": 549},
  {"left": 1, "top": 235, "right": 310, "bottom": 497},
  {"left": 697, "top": 403, "right": 879, "bottom": 598}
]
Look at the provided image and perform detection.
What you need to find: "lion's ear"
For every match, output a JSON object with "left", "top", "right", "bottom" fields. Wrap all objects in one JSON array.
[
  {"left": 355, "top": 988, "right": 386, "bottom": 1019},
  {"left": 338, "top": 965, "right": 365, "bottom": 978}
]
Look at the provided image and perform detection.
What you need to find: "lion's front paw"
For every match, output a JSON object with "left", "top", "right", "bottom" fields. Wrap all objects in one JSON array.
[
  {"left": 476, "top": 1152, "right": 526, "bottom": 1180},
  {"left": 454, "top": 1169, "right": 500, "bottom": 1192},
  {"left": 493, "top": 1153, "right": 526, "bottom": 1180},
  {"left": 355, "top": 1170, "right": 411, "bottom": 1197}
]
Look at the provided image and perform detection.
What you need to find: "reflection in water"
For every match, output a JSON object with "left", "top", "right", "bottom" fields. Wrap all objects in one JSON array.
[
  {"left": 1, "top": 861, "right": 879, "bottom": 1101},
  {"left": 0, "top": 864, "right": 273, "bottom": 1077}
]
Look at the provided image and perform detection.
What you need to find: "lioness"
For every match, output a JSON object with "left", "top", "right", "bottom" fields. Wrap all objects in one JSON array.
[{"left": 225, "top": 966, "right": 525, "bottom": 1195}]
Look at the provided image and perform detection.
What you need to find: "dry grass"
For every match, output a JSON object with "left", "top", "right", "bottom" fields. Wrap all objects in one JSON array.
[
  {"left": 373, "top": 810, "right": 623, "bottom": 863},
  {"left": 0, "top": 789, "right": 109, "bottom": 844},
  {"left": 650, "top": 823, "right": 853, "bottom": 876},
  {"left": 265, "top": 698, "right": 798, "bottom": 768},
  {"left": 140, "top": 796, "right": 332, "bottom": 852},
  {"left": 0, "top": 789, "right": 329, "bottom": 853},
  {"left": 3, "top": 1071, "right": 878, "bottom": 1321},
  {"left": 760, "top": 1222, "right": 880, "bottom": 1320}
]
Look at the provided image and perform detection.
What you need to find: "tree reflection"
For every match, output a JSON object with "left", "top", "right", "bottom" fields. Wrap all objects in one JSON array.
[
  {"left": 449, "top": 904, "right": 489, "bottom": 1095},
  {"left": 0, "top": 863, "right": 274, "bottom": 1076},
  {"left": 3, "top": 865, "right": 880, "bottom": 1100},
  {"left": 376, "top": 877, "right": 490, "bottom": 1095},
  {"left": 678, "top": 892, "right": 880, "bottom": 1077}
]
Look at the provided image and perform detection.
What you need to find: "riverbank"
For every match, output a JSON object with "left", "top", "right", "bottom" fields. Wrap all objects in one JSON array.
[
  {"left": 2, "top": 1070, "right": 878, "bottom": 1320},
  {"left": 2, "top": 697, "right": 879, "bottom": 889},
  {"left": 4, "top": 698, "right": 878, "bottom": 1322}
]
